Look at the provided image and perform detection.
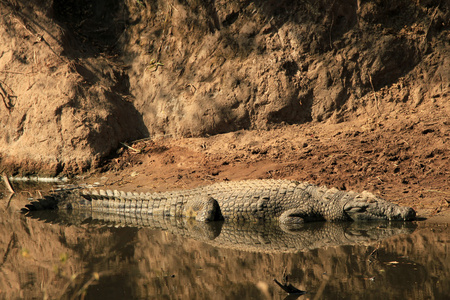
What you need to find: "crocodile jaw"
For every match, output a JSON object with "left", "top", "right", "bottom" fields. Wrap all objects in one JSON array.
[{"left": 343, "top": 192, "right": 416, "bottom": 221}]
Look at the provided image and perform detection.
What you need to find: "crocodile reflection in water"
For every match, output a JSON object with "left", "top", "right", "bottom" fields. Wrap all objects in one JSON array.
[
  {"left": 25, "top": 209, "right": 416, "bottom": 299},
  {"left": 26, "top": 209, "right": 417, "bottom": 254}
]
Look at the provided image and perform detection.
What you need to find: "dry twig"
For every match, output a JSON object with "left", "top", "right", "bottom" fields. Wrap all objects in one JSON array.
[
  {"left": 120, "top": 142, "right": 142, "bottom": 153},
  {"left": 2, "top": 173, "right": 15, "bottom": 194},
  {"left": 0, "top": 80, "right": 17, "bottom": 111},
  {"left": 273, "top": 279, "right": 305, "bottom": 295},
  {"left": 368, "top": 74, "right": 379, "bottom": 113}
]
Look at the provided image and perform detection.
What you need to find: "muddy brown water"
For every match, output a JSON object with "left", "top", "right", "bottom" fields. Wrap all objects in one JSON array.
[{"left": 1, "top": 188, "right": 449, "bottom": 300}]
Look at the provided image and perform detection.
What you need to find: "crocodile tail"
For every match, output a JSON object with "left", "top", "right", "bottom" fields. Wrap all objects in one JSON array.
[
  {"left": 22, "top": 191, "right": 93, "bottom": 213},
  {"left": 22, "top": 194, "right": 62, "bottom": 212}
]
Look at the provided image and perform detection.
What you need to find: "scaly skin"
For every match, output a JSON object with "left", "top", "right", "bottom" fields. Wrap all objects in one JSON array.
[{"left": 23, "top": 179, "right": 416, "bottom": 224}]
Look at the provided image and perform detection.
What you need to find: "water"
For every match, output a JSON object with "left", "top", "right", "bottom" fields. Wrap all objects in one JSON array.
[{"left": 0, "top": 188, "right": 449, "bottom": 299}]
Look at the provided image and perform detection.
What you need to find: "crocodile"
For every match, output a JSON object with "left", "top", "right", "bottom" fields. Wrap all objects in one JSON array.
[{"left": 23, "top": 179, "right": 416, "bottom": 224}]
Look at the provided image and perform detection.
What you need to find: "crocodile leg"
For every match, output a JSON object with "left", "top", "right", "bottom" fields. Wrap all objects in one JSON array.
[
  {"left": 279, "top": 208, "right": 326, "bottom": 224},
  {"left": 183, "top": 197, "right": 224, "bottom": 222}
]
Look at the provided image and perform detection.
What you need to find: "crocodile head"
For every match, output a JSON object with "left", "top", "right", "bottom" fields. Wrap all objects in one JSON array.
[{"left": 343, "top": 191, "right": 416, "bottom": 221}]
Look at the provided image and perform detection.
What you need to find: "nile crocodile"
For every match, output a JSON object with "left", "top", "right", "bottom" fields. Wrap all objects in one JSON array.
[{"left": 23, "top": 179, "right": 416, "bottom": 224}]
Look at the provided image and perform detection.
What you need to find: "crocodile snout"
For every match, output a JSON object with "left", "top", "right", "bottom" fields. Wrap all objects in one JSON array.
[{"left": 343, "top": 196, "right": 416, "bottom": 221}]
